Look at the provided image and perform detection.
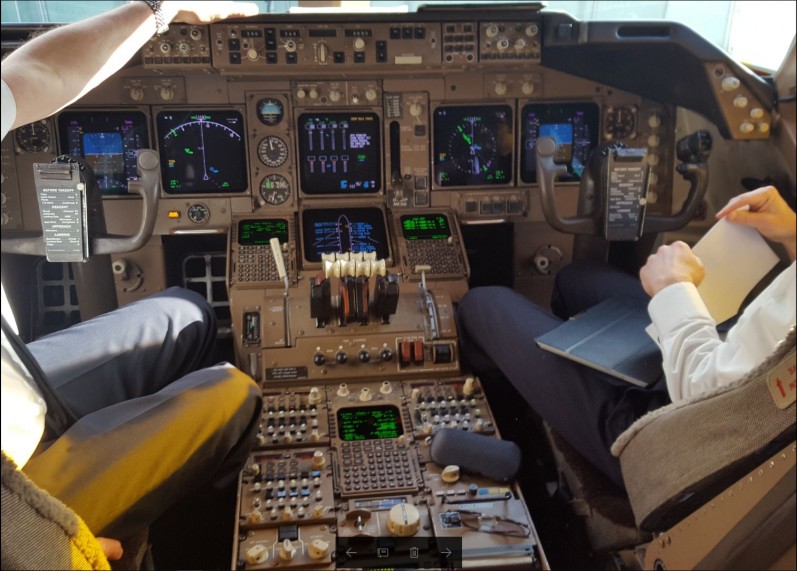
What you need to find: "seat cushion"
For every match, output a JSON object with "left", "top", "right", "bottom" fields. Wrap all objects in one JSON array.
[
  {"left": 611, "top": 328, "right": 796, "bottom": 530},
  {"left": 1, "top": 451, "right": 110, "bottom": 570}
]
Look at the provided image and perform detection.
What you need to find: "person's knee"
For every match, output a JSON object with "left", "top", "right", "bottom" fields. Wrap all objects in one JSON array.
[
  {"left": 159, "top": 287, "right": 213, "bottom": 318},
  {"left": 211, "top": 365, "right": 261, "bottom": 418},
  {"left": 459, "top": 286, "right": 514, "bottom": 315},
  {"left": 151, "top": 287, "right": 217, "bottom": 340}
]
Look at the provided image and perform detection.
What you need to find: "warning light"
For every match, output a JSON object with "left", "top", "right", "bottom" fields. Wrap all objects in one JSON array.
[{"left": 168, "top": 211, "right": 181, "bottom": 219}]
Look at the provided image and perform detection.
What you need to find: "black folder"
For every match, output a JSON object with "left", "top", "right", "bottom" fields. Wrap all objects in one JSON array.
[{"left": 535, "top": 296, "right": 662, "bottom": 387}]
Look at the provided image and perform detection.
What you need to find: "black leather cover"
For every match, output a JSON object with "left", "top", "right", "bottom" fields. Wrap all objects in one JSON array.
[{"left": 430, "top": 429, "right": 521, "bottom": 483}]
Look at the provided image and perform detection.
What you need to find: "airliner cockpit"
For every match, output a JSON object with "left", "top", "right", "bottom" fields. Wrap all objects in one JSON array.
[{"left": 1, "top": 1, "right": 795, "bottom": 570}]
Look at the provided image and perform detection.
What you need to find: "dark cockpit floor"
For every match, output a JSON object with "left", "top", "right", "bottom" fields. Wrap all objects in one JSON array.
[{"left": 150, "top": 479, "right": 238, "bottom": 570}]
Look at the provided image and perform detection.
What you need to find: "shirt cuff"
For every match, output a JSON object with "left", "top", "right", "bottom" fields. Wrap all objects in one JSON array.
[
  {"left": 1, "top": 78, "right": 16, "bottom": 141},
  {"left": 648, "top": 281, "right": 714, "bottom": 337}
]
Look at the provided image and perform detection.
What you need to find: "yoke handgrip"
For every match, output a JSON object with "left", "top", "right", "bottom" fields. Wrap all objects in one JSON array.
[
  {"left": 91, "top": 149, "right": 159, "bottom": 255},
  {"left": 535, "top": 136, "right": 599, "bottom": 235},
  {"left": 644, "top": 161, "right": 709, "bottom": 234},
  {"left": 1, "top": 150, "right": 160, "bottom": 257}
]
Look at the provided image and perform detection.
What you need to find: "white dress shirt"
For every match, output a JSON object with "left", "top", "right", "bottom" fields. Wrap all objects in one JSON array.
[
  {"left": 1, "top": 78, "right": 48, "bottom": 468},
  {"left": 649, "top": 261, "right": 796, "bottom": 402}
]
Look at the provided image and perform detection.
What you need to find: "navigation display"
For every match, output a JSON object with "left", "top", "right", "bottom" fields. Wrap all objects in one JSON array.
[
  {"left": 297, "top": 112, "right": 381, "bottom": 195},
  {"left": 156, "top": 109, "right": 247, "bottom": 194},
  {"left": 301, "top": 207, "right": 389, "bottom": 262},
  {"left": 433, "top": 105, "right": 513, "bottom": 187},
  {"left": 237, "top": 219, "right": 289, "bottom": 246},
  {"left": 337, "top": 405, "right": 402, "bottom": 441},
  {"left": 401, "top": 214, "right": 451, "bottom": 240},
  {"left": 520, "top": 103, "right": 600, "bottom": 183},
  {"left": 58, "top": 111, "right": 149, "bottom": 196}
]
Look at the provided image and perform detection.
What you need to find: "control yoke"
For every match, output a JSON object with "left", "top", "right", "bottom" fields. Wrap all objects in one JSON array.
[
  {"left": 0, "top": 149, "right": 160, "bottom": 259},
  {"left": 535, "top": 131, "right": 711, "bottom": 240}
]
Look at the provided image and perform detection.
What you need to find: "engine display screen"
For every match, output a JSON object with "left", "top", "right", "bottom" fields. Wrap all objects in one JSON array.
[
  {"left": 156, "top": 109, "right": 247, "bottom": 194},
  {"left": 302, "top": 207, "right": 390, "bottom": 262},
  {"left": 401, "top": 214, "right": 451, "bottom": 240},
  {"left": 433, "top": 105, "right": 513, "bottom": 187},
  {"left": 297, "top": 112, "right": 381, "bottom": 195},
  {"left": 520, "top": 103, "right": 600, "bottom": 183},
  {"left": 337, "top": 405, "right": 402, "bottom": 441},
  {"left": 237, "top": 219, "right": 289, "bottom": 246},
  {"left": 57, "top": 111, "right": 149, "bottom": 196}
]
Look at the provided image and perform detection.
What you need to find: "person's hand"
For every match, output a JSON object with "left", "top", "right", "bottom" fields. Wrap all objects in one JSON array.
[
  {"left": 716, "top": 186, "right": 797, "bottom": 261},
  {"left": 640, "top": 241, "right": 705, "bottom": 297},
  {"left": 162, "top": 1, "right": 260, "bottom": 25},
  {"left": 96, "top": 537, "right": 123, "bottom": 561}
]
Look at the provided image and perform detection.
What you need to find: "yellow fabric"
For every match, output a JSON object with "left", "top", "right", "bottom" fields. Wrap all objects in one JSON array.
[
  {"left": 1, "top": 450, "right": 110, "bottom": 570},
  {"left": 70, "top": 512, "right": 111, "bottom": 570},
  {"left": 22, "top": 366, "right": 257, "bottom": 536}
]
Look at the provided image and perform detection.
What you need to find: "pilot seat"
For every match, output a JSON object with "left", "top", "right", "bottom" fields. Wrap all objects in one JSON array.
[{"left": 544, "top": 326, "right": 796, "bottom": 569}]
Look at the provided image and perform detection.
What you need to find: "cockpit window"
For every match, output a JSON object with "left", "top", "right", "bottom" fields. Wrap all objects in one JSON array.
[{"left": 1, "top": 1, "right": 794, "bottom": 70}]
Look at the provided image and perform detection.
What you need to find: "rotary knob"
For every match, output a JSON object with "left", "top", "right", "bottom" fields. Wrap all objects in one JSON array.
[
  {"left": 246, "top": 545, "right": 269, "bottom": 565},
  {"left": 129, "top": 87, "right": 145, "bottom": 102},
  {"left": 279, "top": 539, "right": 297, "bottom": 561},
  {"left": 721, "top": 76, "right": 741, "bottom": 92},
  {"left": 441, "top": 465, "right": 461, "bottom": 483},
  {"left": 312, "top": 450, "right": 327, "bottom": 470},
  {"left": 308, "top": 538, "right": 331, "bottom": 560},
  {"left": 335, "top": 351, "right": 348, "bottom": 364},
  {"left": 308, "top": 386, "right": 322, "bottom": 404},
  {"left": 358, "top": 350, "right": 371, "bottom": 363},
  {"left": 313, "top": 352, "right": 326, "bottom": 366},
  {"left": 387, "top": 502, "right": 421, "bottom": 537}
]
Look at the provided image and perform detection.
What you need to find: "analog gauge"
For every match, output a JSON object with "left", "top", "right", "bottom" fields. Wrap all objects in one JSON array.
[
  {"left": 187, "top": 203, "right": 210, "bottom": 224},
  {"left": 257, "top": 136, "right": 289, "bottom": 168},
  {"left": 259, "top": 174, "right": 291, "bottom": 206},
  {"left": 256, "top": 97, "right": 284, "bottom": 126},
  {"left": 604, "top": 106, "right": 637, "bottom": 140},
  {"left": 15, "top": 121, "right": 50, "bottom": 153}
]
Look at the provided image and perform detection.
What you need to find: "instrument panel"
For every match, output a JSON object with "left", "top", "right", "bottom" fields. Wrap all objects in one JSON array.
[{"left": 0, "top": 6, "right": 778, "bottom": 570}]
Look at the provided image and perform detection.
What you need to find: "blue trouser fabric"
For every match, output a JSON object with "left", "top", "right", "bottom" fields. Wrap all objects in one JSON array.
[{"left": 457, "top": 261, "right": 670, "bottom": 488}]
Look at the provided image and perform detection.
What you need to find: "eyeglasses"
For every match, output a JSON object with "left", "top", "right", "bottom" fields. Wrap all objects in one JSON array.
[{"left": 450, "top": 510, "right": 530, "bottom": 538}]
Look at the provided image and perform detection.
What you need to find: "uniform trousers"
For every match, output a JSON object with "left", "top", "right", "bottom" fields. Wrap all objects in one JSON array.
[
  {"left": 457, "top": 261, "right": 671, "bottom": 488},
  {"left": 22, "top": 287, "right": 261, "bottom": 539}
]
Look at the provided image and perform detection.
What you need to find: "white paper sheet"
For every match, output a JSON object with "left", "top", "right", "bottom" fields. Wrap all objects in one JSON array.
[{"left": 692, "top": 218, "right": 779, "bottom": 324}]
